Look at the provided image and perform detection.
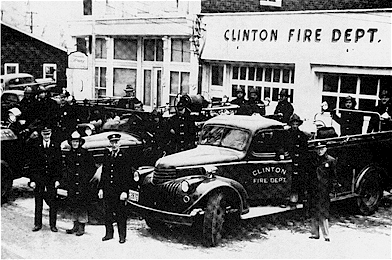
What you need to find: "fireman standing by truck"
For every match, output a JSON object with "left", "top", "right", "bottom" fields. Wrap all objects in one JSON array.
[
  {"left": 63, "top": 131, "right": 97, "bottom": 236},
  {"left": 308, "top": 141, "right": 337, "bottom": 242}
]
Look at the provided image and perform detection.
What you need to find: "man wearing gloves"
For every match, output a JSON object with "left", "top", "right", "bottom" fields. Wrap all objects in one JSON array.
[{"left": 98, "top": 133, "right": 133, "bottom": 244}]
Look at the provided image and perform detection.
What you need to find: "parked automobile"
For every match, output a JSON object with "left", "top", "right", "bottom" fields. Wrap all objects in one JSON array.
[
  {"left": 1, "top": 73, "right": 36, "bottom": 91},
  {"left": 127, "top": 114, "right": 392, "bottom": 246}
]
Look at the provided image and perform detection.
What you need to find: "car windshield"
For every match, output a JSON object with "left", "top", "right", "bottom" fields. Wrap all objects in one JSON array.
[{"left": 199, "top": 125, "right": 249, "bottom": 151}]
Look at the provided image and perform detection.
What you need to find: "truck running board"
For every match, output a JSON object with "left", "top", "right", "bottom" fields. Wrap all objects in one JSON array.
[{"left": 241, "top": 204, "right": 304, "bottom": 220}]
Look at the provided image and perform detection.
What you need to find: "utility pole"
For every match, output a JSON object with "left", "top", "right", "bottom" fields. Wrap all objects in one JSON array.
[{"left": 26, "top": 11, "right": 37, "bottom": 33}]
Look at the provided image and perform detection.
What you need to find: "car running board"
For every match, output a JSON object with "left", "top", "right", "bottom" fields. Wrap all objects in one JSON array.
[{"left": 241, "top": 204, "right": 304, "bottom": 220}]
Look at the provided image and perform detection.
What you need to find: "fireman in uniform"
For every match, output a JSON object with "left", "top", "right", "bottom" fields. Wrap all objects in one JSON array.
[
  {"left": 63, "top": 131, "right": 97, "bottom": 236},
  {"left": 28, "top": 125, "right": 62, "bottom": 232},
  {"left": 308, "top": 141, "right": 337, "bottom": 242},
  {"left": 273, "top": 89, "right": 294, "bottom": 124},
  {"left": 98, "top": 133, "right": 133, "bottom": 244},
  {"left": 285, "top": 114, "right": 310, "bottom": 207},
  {"left": 332, "top": 96, "right": 364, "bottom": 136},
  {"left": 168, "top": 98, "right": 197, "bottom": 154},
  {"left": 56, "top": 93, "right": 79, "bottom": 143}
]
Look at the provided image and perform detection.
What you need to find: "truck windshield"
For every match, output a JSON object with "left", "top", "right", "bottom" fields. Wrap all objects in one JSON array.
[{"left": 200, "top": 125, "right": 249, "bottom": 151}]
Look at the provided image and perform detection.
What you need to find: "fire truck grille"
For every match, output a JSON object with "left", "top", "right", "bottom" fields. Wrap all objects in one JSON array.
[
  {"left": 152, "top": 168, "right": 177, "bottom": 184},
  {"left": 162, "top": 182, "right": 181, "bottom": 197}
]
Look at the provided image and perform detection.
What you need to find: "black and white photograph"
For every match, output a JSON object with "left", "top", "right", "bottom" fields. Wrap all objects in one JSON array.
[{"left": 1, "top": 0, "right": 391, "bottom": 258}]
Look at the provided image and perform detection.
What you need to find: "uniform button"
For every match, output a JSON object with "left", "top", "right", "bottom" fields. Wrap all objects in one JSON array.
[
  {"left": 76, "top": 163, "right": 80, "bottom": 166},
  {"left": 110, "top": 181, "right": 113, "bottom": 184},
  {"left": 76, "top": 173, "right": 79, "bottom": 176},
  {"left": 76, "top": 192, "right": 80, "bottom": 195},
  {"left": 76, "top": 183, "right": 79, "bottom": 185}
]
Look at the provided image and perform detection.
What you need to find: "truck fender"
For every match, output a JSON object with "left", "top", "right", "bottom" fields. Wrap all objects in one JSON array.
[
  {"left": 189, "top": 177, "right": 246, "bottom": 215},
  {"left": 355, "top": 165, "right": 383, "bottom": 192}
]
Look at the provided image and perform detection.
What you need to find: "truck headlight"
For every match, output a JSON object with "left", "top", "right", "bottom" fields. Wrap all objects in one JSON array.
[
  {"left": 133, "top": 171, "right": 140, "bottom": 182},
  {"left": 181, "top": 180, "right": 190, "bottom": 193}
]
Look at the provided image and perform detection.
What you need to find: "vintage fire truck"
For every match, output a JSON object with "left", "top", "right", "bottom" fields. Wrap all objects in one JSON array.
[{"left": 127, "top": 114, "right": 392, "bottom": 247}]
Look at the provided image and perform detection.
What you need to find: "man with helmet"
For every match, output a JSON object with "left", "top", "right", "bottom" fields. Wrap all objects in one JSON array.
[
  {"left": 367, "top": 89, "right": 392, "bottom": 132},
  {"left": 332, "top": 95, "right": 364, "bottom": 136},
  {"left": 35, "top": 85, "right": 60, "bottom": 129},
  {"left": 19, "top": 86, "right": 38, "bottom": 127},
  {"left": 273, "top": 89, "right": 294, "bottom": 123},
  {"left": 248, "top": 88, "right": 266, "bottom": 116}
]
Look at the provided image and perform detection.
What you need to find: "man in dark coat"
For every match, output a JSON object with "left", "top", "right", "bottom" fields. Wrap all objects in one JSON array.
[
  {"left": 285, "top": 114, "right": 309, "bottom": 207},
  {"left": 28, "top": 125, "right": 62, "bottom": 232},
  {"left": 168, "top": 100, "right": 197, "bottom": 154},
  {"left": 230, "top": 87, "right": 250, "bottom": 115},
  {"left": 63, "top": 131, "right": 97, "bottom": 236},
  {"left": 248, "top": 88, "right": 266, "bottom": 116},
  {"left": 332, "top": 96, "right": 364, "bottom": 136},
  {"left": 273, "top": 89, "right": 294, "bottom": 123},
  {"left": 367, "top": 89, "right": 392, "bottom": 133},
  {"left": 98, "top": 133, "right": 133, "bottom": 244},
  {"left": 56, "top": 93, "right": 80, "bottom": 143},
  {"left": 35, "top": 86, "right": 60, "bottom": 129},
  {"left": 308, "top": 141, "right": 337, "bottom": 242},
  {"left": 117, "top": 85, "right": 140, "bottom": 110}
]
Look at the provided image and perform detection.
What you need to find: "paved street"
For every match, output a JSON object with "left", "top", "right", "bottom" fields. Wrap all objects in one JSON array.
[{"left": 1, "top": 178, "right": 391, "bottom": 259}]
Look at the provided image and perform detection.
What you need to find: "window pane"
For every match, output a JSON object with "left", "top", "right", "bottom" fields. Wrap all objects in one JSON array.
[
  {"left": 272, "top": 87, "right": 279, "bottom": 101},
  {"left": 181, "top": 72, "right": 190, "bottom": 94},
  {"left": 170, "top": 71, "right": 179, "bottom": 95},
  {"left": 76, "top": 37, "right": 87, "bottom": 53},
  {"left": 265, "top": 68, "right": 272, "bottom": 82},
  {"left": 358, "top": 99, "right": 376, "bottom": 111},
  {"left": 240, "top": 67, "right": 247, "bottom": 80},
  {"left": 6, "top": 66, "right": 16, "bottom": 74},
  {"left": 322, "top": 96, "right": 337, "bottom": 110},
  {"left": 95, "top": 39, "right": 107, "bottom": 59},
  {"left": 113, "top": 68, "right": 137, "bottom": 97},
  {"left": 233, "top": 67, "right": 239, "bottom": 79},
  {"left": 323, "top": 74, "right": 338, "bottom": 92},
  {"left": 273, "top": 69, "right": 280, "bottom": 82},
  {"left": 144, "top": 39, "right": 155, "bottom": 61},
  {"left": 340, "top": 75, "right": 357, "bottom": 94},
  {"left": 359, "top": 76, "right": 378, "bottom": 95},
  {"left": 171, "top": 39, "right": 182, "bottom": 62},
  {"left": 212, "top": 65, "right": 224, "bottom": 86},
  {"left": 144, "top": 70, "right": 152, "bottom": 106},
  {"left": 282, "top": 69, "right": 290, "bottom": 83},
  {"left": 264, "top": 87, "right": 271, "bottom": 99},
  {"left": 231, "top": 84, "right": 238, "bottom": 97},
  {"left": 95, "top": 67, "right": 99, "bottom": 88},
  {"left": 157, "top": 70, "right": 162, "bottom": 107},
  {"left": 291, "top": 68, "right": 295, "bottom": 83},
  {"left": 380, "top": 76, "right": 392, "bottom": 93},
  {"left": 156, "top": 39, "right": 163, "bottom": 61},
  {"left": 182, "top": 40, "right": 190, "bottom": 63},
  {"left": 114, "top": 38, "right": 137, "bottom": 61},
  {"left": 256, "top": 67, "right": 263, "bottom": 81},
  {"left": 248, "top": 67, "right": 255, "bottom": 81}
]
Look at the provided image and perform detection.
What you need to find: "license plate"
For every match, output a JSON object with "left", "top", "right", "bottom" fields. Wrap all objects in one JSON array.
[{"left": 129, "top": 190, "right": 139, "bottom": 202}]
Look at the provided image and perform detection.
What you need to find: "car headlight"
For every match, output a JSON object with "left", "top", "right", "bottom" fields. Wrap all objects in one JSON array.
[
  {"left": 133, "top": 171, "right": 140, "bottom": 182},
  {"left": 181, "top": 180, "right": 190, "bottom": 193}
]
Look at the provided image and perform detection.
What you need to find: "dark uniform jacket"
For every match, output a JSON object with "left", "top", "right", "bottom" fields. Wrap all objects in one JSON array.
[
  {"left": 274, "top": 100, "right": 294, "bottom": 123},
  {"left": 367, "top": 100, "right": 392, "bottom": 132},
  {"left": 63, "top": 148, "right": 96, "bottom": 205},
  {"left": 19, "top": 97, "right": 39, "bottom": 127},
  {"left": 333, "top": 110, "right": 363, "bottom": 136},
  {"left": 98, "top": 149, "right": 133, "bottom": 201},
  {"left": 308, "top": 153, "right": 337, "bottom": 219},
  {"left": 248, "top": 98, "right": 266, "bottom": 116},
  {"left": 28, "top": 138, "right": 62, "bottom": 184},
  {"left": 169, "top": 113, "right": 197, "bottom": 153},
  {"left": 35, "top": 97, "right": 60, "bottom": 128},
  {"left": 117, "top": 97, "right": 140, "bottom": 110}
]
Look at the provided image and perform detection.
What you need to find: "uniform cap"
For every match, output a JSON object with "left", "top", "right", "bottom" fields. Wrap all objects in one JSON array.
[
  {"left": 279, "top": 89, "right": 289, "bottom": 97},
  {"left": 67, "top": 131, "right": 85, "bottom": 146},
  {"left": 124, "top": 85, "right": 135, "bottom": 92},
  {"left": 40, "top": 125, "right": 52, "bottom": 134},
  {"left": 344, "top": 95, "right": 357, "bottom": 107},
  {"left": 314, "top": 141, "right": 327, "bottom": 149},
  {"left": 107, "top": 133, "right": 121, "bottom": 141}
]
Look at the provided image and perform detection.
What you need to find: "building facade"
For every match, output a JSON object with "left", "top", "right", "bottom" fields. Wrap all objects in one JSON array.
[
  {"left": 198, "top": 9, "right": 392, "bottom": 132},
  {"left": 1, "top": 22, "right": 68, "bottom": 89}
]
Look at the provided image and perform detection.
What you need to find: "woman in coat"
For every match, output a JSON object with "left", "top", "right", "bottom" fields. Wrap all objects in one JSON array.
[{"left": 63, "top": 131, "right": 97, "bottom": 236}]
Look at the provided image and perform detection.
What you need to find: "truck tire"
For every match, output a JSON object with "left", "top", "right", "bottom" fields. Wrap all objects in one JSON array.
[
  {"left": 356, "top": 171, "right": 383, "bottom": 215},
  {"left": 202, "top": 192, "right": 226, "bottom": 247},
  {"left": 1, "top": 163, "right": 13, "bottom": 203}
]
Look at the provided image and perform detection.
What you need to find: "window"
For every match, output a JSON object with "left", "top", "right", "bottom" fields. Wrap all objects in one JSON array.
[
  {"left": 76, "top": 37, "right": 87, "bottom": 54},
  {"left": 43, "top": 64, "right": 57, "bottom": 82},
  {"left": 95, "top": 38, "right": 107, "bottom": 59},
  {"left": 144, "top": 70, "right": 152, "bottom": 106},
  {"left": 231, "top": 65, "right": 295, "bottom": 102},
  {"left": 4, "top": 63, "right": 19, "bottom": 74},
  {"left": 251, "top": 130, "right": 285, "bottom": 157},
  {"left": 321, "top": 73, "right": 392, "bottom": 111},
  {"left": 113, "top": 68, "right": 137, "bottom": 97},
  {"left": 114, "top": 38, "right": 137, "bottom": 61},
  {"left": 211, "top": 65, "right": 223, "bottom": 86},
  {"left": 171, "top": 39, "right": 190, "bottom": 62},
  {"left": 144, "top": 39, "right": 163, "bottom": 61},
  {"left": 260, "top": 0, "right": 282, "bottom": 7},
  {"left": 169, "top": 71, "right": 190, "bottom": 106},
  {"left": 95, "top": 67, "right": 107, "bottom": 98}
]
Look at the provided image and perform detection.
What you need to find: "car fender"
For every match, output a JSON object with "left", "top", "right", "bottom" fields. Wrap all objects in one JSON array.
[
  {"left": 185, "top": 175, "right": 248, "bottom": 215},
  {"left": 355, "top": 164, "right": 384, "bottom": 192}
]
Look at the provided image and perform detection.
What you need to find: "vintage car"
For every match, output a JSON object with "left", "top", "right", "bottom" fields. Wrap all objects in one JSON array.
[
  {"left": 0, "top": 73, "right": 36, "bottom": 91},
  {"left": 127, "top": 114, "right": 392, "bottom": 246}
]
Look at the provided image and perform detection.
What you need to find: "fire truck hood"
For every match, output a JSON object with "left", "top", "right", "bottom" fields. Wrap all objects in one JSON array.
[{"left": 156, "top": 145, "right": 243, "bottom": 168}]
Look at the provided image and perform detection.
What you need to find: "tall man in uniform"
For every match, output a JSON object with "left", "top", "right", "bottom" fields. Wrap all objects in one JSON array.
[
  {"left": 28, "top": 125, "right": 62, "bottom": 232},
  {"left": 273, "top": 89, "right": 294, "bottom": 123},
  {"left": 98, "top": 133, "right": 133, "bottom": 244}
]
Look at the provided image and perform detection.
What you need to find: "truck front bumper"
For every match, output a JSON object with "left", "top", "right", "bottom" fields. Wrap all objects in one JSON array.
[{"left": 127, "top": 200, "right": 202, "bottom": 226}]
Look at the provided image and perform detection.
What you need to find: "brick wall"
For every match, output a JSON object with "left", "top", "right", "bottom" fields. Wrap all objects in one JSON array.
[
  {"left": 1, "top": 24, "right": 68, "bottom": 89},
  {"left": 201, "top": 0, "right": 392, "bottom": 13}
]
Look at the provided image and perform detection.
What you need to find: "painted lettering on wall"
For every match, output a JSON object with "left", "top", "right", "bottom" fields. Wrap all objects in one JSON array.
[{"left": 224, "top": 28, "right": 379, "bottom": 43}]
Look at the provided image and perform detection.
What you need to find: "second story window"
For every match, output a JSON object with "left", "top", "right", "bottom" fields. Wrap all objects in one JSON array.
[
  {"left": 144, "top": 39, "right": 163, "bottom": 62},
  {"left": 43, "top": 64, "right": 57, "bottom": 82},
  {"left": 4, "top": 63, "right": 19, "bottom": 74},
  {"left": 95, "top": 38, "right": 107, "bottom": 59},
  {"left": 260, "top": 0, "right": 282, "bottom": 7},
  {"left": 171, "top": 39, "right": 190, "bottom": 63},
  {"left": 114, "top": 38, "right": 137, "bottom": 61}
]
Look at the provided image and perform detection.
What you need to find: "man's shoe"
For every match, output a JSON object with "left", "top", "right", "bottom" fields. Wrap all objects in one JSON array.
[
  {"left": 119, "top": 238, "right": 126, "bottom": 244},
  {"left": 102, "top": 236, "right": 113, "bottom": 241},
  {"left": 309, "top": 236, "right": 320, "bottom": 239},
  {"left": 325, "top": 238, "right": 330, "bottom": 242},
  {"left": 50, "top": 226, "right": 58, "bottom": 232},
  {"left": 32, "top": 226, "right": 42, "bottom": 232}
]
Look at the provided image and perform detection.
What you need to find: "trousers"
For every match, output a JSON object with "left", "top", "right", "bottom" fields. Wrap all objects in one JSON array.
[
  {"left": 33, "top": 182, "right": 57, "bottom": 227},
  {"left": 311, "top": 217, "right": 330, "bottom": 239},
  {"left": 103, "top": 199, "right": 127, "bottom": 239}
]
